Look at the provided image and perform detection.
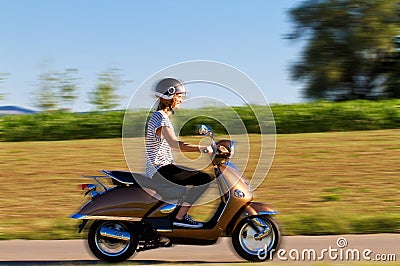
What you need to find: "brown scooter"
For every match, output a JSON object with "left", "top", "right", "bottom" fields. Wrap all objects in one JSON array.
[{"left": 71, "top": 125, "right": 281, "bottom": 262}]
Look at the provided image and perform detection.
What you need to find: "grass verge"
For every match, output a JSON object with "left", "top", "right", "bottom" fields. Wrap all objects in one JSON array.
[{"left": 0, "top": 129, "right": 399, "bottom": 239}]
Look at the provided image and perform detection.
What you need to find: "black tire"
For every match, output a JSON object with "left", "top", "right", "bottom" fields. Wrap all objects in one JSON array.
[
  {"left": 88, "top": 220, "right": 138, "bottom": 263},
  {"left": 232, "top": 216, "right": 281, "bottom": 262}
]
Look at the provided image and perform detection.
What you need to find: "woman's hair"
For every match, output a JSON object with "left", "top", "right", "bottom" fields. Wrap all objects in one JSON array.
[
  {"left": 157, "top": 98, "right": 170, "bottom": 111},
  {"left": 157, "top": 96, "right": 179, "bottom": 111}
]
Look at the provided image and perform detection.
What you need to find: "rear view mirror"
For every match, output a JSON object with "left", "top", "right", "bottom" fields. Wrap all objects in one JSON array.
[{"left": 198, "top": 125, "right": 212, "bottom": 136}]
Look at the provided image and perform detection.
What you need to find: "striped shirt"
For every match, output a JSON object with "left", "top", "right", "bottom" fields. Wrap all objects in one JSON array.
[{"left": 145, "top": 110, "right": 174, "bottom": 177}]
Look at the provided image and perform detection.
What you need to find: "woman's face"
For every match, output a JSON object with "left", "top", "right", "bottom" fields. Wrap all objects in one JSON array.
[{"left": 172, "top": 92, "right": 185, "bottom": 109}]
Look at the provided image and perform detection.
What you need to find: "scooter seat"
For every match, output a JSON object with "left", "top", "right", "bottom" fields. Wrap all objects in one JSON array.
[
  {"left": 102, "top": 170, "right": 168, "bottom": 199},
  {"left": 102, "top": 170, "right": 187, "bottom": 203},
  {"left": 102, "top": 170, "right": 146, "bottom": 186}
]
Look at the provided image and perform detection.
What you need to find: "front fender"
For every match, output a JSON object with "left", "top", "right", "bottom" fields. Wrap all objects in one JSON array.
[{"left": 227, "top": 202, "right": 278, "bottom": 236}]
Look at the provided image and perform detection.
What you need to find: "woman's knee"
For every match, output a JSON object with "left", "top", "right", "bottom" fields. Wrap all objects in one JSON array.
[{"left": 197, "top": 172, "right": 212, "bottom": 185}]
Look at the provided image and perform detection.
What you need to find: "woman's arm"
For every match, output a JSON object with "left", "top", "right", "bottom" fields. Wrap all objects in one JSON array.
[{"left": 160, "top": 126, "right": 210, "bottom": 153}]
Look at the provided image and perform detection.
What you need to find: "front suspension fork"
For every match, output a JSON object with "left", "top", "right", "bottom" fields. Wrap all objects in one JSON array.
[{"left": 247, "top": 217, "right": 272, "bottom": 240}]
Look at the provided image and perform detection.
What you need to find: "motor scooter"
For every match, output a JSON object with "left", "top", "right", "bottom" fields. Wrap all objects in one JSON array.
[{"left": 71, "top": 125, "right": 281, "bottom": 262}]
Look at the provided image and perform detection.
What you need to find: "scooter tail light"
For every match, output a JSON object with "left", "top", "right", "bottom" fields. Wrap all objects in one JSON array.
[{"left": 80, "top": 184, "right": 96, "bottom": 190}]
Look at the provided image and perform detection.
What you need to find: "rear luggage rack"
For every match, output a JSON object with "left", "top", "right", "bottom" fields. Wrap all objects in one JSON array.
[
  {"left": 82, "top": 170, "right": 141, "bottom": 189},
  {"left": 101, "top": 170, "right": 137, "bottom": 185},
  {"left": 81, "top": 174, "right": 109, "bottom": 190}
]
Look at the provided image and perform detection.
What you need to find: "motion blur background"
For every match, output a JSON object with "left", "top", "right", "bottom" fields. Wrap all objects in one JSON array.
[{"left": 0, "top": 0, "right": 399, "bottom": 239}]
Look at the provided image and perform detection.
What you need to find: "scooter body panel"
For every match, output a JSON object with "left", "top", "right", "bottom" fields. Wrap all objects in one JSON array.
[
  {"left": 75, "top": 186, "right": 160, "bottom": 218},
  {"left": 157, "top": 163, "right": 254, "bottom": 242}
]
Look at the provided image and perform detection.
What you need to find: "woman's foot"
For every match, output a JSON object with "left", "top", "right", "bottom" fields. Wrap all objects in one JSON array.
[{"left": 173, "top": 214, "right": 203, "bottom": 228}]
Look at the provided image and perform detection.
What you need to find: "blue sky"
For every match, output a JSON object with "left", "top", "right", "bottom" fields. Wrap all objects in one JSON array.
[{"left": 1, "top": 0, "right": 304, "bottom": 111}]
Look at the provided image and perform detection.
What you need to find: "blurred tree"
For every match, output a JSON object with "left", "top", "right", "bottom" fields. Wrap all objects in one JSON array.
[
  {"left": 287, "top": 0, "right": 400, "bottom": 100},
  {"left": 58, "top": 68, "right": 80, "bottom": 110},
  {"left": 33, "top": 71, "right": 59, "bottom": 111},
  {"left": 385, "top": 65, "right": 400, "bottom": 98},
  {"left": 0, "top": 72, "right": 9, "bottom": 100},
  {"left": 88, "top": 67, "right": 123, "bottom": 111},
  {"left": 382, "top": 41, "right": 400, "bottom": 98}
]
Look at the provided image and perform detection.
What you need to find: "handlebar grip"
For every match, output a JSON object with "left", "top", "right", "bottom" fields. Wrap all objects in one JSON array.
[{"left": 211, "top": 143, "right": 218, "bottom": 154}]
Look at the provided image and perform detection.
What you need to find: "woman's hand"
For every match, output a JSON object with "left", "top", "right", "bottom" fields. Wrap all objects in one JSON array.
[{"left": 201, "top": 146, "right": 214, "bottom": 155}]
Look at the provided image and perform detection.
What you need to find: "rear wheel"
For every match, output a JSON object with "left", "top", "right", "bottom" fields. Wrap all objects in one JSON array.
[
  {"left": 88, "top": 220, "right": 138, "bottom": 262},
  {"left": 232, "top": 216, "right": 281, "bottom": 262}
]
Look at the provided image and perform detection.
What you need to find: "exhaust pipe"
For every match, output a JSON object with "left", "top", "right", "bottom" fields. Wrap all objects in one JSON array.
[{"left": 99, "top": 227, "right": 130, "bottom": 241}]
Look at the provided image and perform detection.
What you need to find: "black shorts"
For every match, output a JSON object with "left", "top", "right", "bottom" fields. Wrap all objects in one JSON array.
[{"left": 156, "top": 164, "right": 212, "bottom": 205}]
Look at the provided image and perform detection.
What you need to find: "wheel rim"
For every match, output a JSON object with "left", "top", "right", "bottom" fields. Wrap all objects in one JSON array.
[
  {"left": 95, "top": 222, "right": 131, "bottom": 257},
  {"left": 238, "top": 218, "right": 275, "bottom": 256}
]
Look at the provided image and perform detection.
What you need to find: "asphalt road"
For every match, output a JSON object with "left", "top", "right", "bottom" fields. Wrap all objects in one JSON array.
[{"left": 0, "top": 234, "right": 399, "bottom": 264}]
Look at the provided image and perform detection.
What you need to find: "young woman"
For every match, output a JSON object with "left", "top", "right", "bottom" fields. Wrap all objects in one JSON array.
[{"left": 145, "top": 78, "right": 213, "bottom": 228}]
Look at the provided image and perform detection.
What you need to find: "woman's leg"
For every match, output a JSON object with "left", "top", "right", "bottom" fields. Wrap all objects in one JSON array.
[
  {"left": 157, "top": 164, "right": 212, "bottom": 226},
  {"left": 157, "top": 164, "right": 212, "bottom": 205}
]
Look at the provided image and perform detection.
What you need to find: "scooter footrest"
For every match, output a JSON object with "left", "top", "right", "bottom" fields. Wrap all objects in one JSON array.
[{"left": 145, "top": 218, "right": 173, "bottom": 232}]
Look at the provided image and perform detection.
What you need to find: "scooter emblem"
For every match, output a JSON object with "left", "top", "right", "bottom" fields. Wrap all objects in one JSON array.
[{"left": 234, "top": 189, "right": 245, "bottom": 198}]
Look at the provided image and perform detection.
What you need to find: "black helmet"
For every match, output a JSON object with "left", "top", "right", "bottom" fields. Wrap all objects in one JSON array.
[{"left": 155, "top": 78, "right": 186, "bottom": 100}]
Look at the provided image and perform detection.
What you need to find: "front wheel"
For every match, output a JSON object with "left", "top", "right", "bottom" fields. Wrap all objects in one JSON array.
[
  {"left": 232, "top": 215, "right": 281, "bottom": 262},
  {"left": 88, "top": 220, "right": 138, "bottom": 263}
]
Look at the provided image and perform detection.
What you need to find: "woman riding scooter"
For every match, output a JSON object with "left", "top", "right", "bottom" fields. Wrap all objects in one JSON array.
[
  {"left": 146, "top": 78, "right": 214, "bottom": 228},
  {"left": 71, "top": 78, "right": 281, "bottom": 263}
]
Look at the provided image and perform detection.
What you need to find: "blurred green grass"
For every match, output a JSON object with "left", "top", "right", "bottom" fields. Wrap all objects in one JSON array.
[{"left": 0, "top": 129, "right": 399, "bottom": 239}]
